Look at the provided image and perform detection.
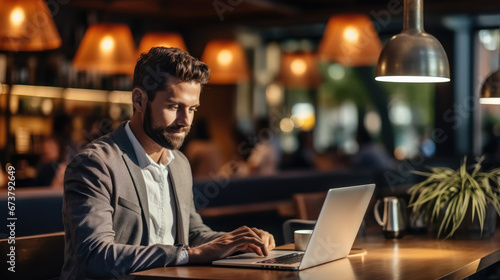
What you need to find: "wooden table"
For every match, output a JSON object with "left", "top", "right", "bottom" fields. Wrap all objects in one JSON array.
[{"left": 132, "top": 232, "right": 500, "bottom": 280}]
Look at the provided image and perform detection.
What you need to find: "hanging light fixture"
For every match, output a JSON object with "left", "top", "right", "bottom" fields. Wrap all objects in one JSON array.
[
  {"left": 137, "top": 32, "right": 188, "bottom": 56},
  {"left": 279, "top": 52, "right": 321, "bottom": 89},
  {"left": 480, "top": 69, "right": 500, "bottom": 105},
  {"left": 480, "top": 28, "right": 500, "bottom": 105},
  {"left": 201, "top": 40, "right": 249, "bottom": 84},
  {"left": 319, "top": 14, "right": 382, "bottom": 67},
  {"left": 72, "top": 23, "right": 136, "bottom": 75},
  {"left": 0, "top": 0, "right": 61, "bottom": 51},
  {"left": 375, "top": 0, "right": 450, "bottom": 83}
]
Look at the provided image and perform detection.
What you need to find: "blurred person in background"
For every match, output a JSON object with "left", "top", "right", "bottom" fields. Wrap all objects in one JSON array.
[
  {"left": 33, "top": 113, "right": 77, "bottom": 188},
  {"left": 281, "top": 130, "right": 316, "bottom": 170},
  {"left": 352, "top": 123, "right": 391, "bottom": 170},
  {"left": 216, "top": 124, "right": 251, "bottom": 178},
  {"left": 183, "top": 118, "right": 223, "bottom": 179},
  {"left": 52, "top": 112, "right": 77, "bottom": 163},
  {"left": 246, "top": 117, "right": 280, "bottom": 176},
  {"left": 34, "top": 136, "right": 65, "bottom": 187}
]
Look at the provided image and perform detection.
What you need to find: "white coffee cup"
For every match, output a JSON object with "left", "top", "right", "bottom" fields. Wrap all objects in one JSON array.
[{"left": 294, "top": 229, "right": 313, "bottom": 251}]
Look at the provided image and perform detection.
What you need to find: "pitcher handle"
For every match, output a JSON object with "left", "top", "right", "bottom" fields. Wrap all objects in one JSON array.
[{"left": 374, "top": 199, "right": 384, "bottom": 226}]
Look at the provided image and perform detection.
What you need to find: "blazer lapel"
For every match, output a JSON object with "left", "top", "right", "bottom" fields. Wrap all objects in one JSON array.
[
  {"left": 112, "top": 124, "right": 151, "bottom": 242},
  {"left": 123, "top": 154, "right": 150, "bottom": 234},
  {"left": 167, "top": 163, "right": 189, "bottom": 245}
]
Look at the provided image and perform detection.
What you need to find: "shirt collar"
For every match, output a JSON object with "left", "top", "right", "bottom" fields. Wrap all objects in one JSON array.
[{"left": 124, "top": 122, "right": 175, "bottom": 169}]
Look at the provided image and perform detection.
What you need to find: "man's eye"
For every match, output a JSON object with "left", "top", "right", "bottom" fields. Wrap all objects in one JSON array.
[
  {"left": 168, "top": 105, "right": 179, "bottom": 110},
  {"left": 190, "top": 107, "right": 198, "bottom": 112}
]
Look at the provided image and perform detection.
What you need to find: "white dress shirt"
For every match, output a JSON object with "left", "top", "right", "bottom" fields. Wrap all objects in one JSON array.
[
  {"left": 125, "top": 122, "right": 177, "bottom": 245},
  {"left": 124, "top": 122, "right": 189, "bottom": 264}
]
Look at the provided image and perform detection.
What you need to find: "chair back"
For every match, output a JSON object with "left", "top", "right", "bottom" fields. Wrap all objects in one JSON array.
[
  {"left": 282, "top": 219, "right": 317, "bottom": 244},
  {"left": 293, "top": 191, "right": 327, "bottom": 220}
]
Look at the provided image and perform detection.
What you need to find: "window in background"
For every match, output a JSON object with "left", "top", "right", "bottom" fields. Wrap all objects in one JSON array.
[
  {"left": 382, "top": 82, "right": 435, "bottom": 160},
  {"left": 316, "top": 64, "right": 368, "bottom": 155},
  {"left": 316, "top": 62, "right": 436, "bottom": 163}
]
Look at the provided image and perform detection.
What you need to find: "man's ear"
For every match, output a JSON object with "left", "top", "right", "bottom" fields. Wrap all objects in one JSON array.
[{"left": 132, "top": 88, "right": 148, "bottom": 112}]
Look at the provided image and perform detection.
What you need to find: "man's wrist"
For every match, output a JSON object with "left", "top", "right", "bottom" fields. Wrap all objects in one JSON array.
[
  {"left": 186, "top": 246, "right": 203, "bottom": 264},
  {"left": 175, "top": 245, "right": 190, "bottom": 265}
]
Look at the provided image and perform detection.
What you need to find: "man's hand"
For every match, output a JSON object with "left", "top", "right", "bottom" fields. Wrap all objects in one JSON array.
[{"left": 187, "top": 226, "right": 275, "bottom": 264}]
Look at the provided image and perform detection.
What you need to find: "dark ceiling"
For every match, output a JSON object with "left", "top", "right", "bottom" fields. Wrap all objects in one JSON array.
[{"left": 61, "top": 0, "right": 500, "bottom": 28}]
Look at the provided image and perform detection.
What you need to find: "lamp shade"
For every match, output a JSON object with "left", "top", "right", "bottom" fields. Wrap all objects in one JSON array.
[
  {"left": 72, "top": 24, "right": 136, "bottom": 75},
  {"left": 480, "top": 69, "right": 500, "bottom": 105},
  {"left": 376, "top": 0, "right": 450, "bottom": 83},
  {"left": 479, "top": 27, "right": 500, "bottom": 105},
  {"left": 137, "top": 32, "right": 188, "bottom": 56},
  {"left": 201, "top": 40, "right": 249, "bottom": 84},
  {"left": 279, "top": 52, "right": 321, "bottom": 89},
  {"left": 0, "top": 0, "right": 61, "bottom": 51},
  {"left": 319, "top": 14, "right": 382, "bottom": 67}
]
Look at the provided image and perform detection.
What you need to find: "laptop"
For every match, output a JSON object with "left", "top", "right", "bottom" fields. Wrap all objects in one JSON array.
[{"left": 212, "top": 184, "right": 375, "bottom": 270}]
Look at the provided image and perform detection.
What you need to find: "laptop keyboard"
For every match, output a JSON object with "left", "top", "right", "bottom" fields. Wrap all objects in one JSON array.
[{"left": 257, "top": 252, "right": 304, "bottom": 264}]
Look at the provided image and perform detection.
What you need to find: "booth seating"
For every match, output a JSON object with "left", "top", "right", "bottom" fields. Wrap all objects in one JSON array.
[
  {"left": 193, "top": 169, "right": 376, "bottom": 212},
  {"left": 192, "top": 169, "right": 393, "bottom": 245},
  {"left": 0, "top": 188, "right": 63, "bottom": 238},
  {"left": 0, "top": 168, "right": 416, "bottom": 245}
]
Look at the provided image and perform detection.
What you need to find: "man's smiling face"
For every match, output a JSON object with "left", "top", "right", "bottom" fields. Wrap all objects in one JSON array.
[{"left": 143, "top": 77, "right": 201, "bottom": 150}]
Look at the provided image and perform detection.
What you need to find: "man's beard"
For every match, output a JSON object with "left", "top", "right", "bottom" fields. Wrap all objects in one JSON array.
[{"left": 143, "top": 102, "right": 190, "bottom": 150}]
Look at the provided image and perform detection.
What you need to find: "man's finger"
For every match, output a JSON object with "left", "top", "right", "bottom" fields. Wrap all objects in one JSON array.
[
  {"left": 266, "top": 234, "right": 276, "bottom": 250},
  {"left": 246, "top": 243, "right": 266, "bottom": 256},
  {"left": 235, "top": 235, "right": 267, "bottom": 255},
  {"left": 238, "top": 226, "right": 263, "bottom": 239},
  {"left": 250, "top": 227, "right": 275, "bottom": 251}
]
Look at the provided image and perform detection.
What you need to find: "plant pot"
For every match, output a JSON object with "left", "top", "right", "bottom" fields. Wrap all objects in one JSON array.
[{"left": 432, "top": 204, "right": 498, "bottom": 239}]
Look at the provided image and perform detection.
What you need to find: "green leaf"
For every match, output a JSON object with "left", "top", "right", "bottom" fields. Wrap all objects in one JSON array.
[{"left": 407, "top": 156, "right": 500, "bottom": 239}]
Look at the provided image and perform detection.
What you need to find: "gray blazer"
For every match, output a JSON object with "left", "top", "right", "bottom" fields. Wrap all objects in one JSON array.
[{"left": 61, "top": 123, "right": 222, "bottom": 280}]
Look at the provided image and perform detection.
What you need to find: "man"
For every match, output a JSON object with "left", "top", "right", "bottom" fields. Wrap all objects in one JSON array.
[{"left": 61, "top": 47, "right": 275, "bottom": 280}]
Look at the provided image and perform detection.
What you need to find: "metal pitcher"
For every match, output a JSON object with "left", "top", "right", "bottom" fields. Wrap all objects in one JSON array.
[{"left": 374, "top": 196, "right": 407, "bottom": 239}]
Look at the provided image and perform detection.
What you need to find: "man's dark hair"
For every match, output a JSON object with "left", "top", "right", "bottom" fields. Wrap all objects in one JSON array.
[{"left": 133, "top": 47, "right": 210, "bottom": 101}]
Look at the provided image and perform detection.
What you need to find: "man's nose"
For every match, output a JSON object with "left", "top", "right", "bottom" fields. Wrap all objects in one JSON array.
[{"left": 176, "top": 109, "right": 190, "bottom": 127}]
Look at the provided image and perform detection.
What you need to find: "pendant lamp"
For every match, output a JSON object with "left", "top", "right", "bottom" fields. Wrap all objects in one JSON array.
[
  {"left": 480, "top": 66, "right": 500, "bottom": 105},
  {"left": 319, "top": 14, "right": 382, "bottom": 67},
  {"left": 375, "top": 0, "right": 450, "bottom": 83},
  {"left": 480, "top": 27, "right": 500, "bottom": 105},
  {"left": 137, "top": 32, "right": 188, "bottom": 56},
  {"left": 201, "top": 40, "right": 249, "bottom": 84},
  {"left": 0, "top": 0, "right": 61, "bottom": 51},
  {"left": 72, "top": 24, "right": 136, "bottom": 75},
  {"left": 279, "top": 52, "right": 321, "bottom": 89}
]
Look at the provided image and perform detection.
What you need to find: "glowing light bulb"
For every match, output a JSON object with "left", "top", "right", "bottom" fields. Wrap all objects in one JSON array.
[
  {"left": 100, "top": 36, "right": 115, "bottom": 53},
  {"left": 159, "top": 41, "right": 172, "bottom": 48},
  {"left": 290, "top": 58, "right": 307, "bottom": 76},
  {"left": 217, "top": 50, "right": 233, "bottom": 66},
  {"left": 10, "top": 7, "right": 25, "bottom": 27},
  {"left": 343, "top": 27, "right": 359, "bottom": 43}
]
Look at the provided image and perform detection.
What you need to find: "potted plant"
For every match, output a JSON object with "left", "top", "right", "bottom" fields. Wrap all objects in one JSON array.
[{"left": 408, "top": 157, "right": 500, "bottom": 239}]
